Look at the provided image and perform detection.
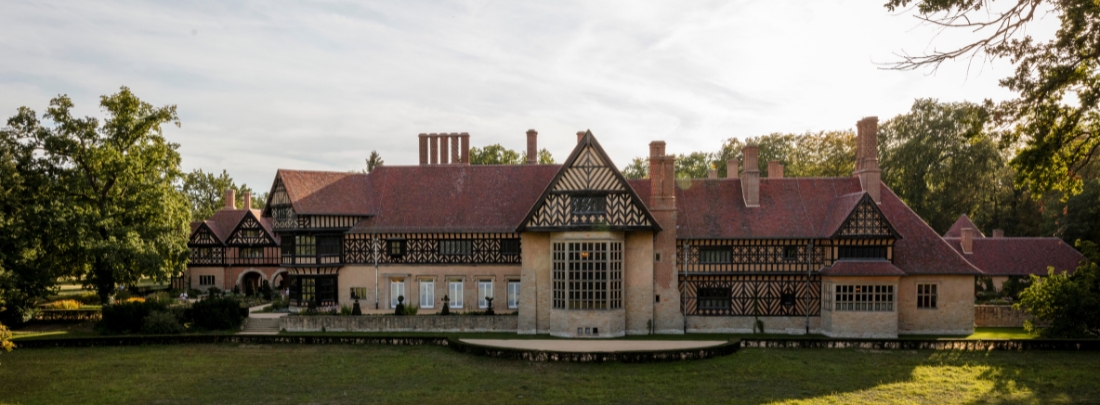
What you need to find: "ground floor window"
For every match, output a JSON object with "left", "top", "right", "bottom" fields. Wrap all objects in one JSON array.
[
  {"left": 420, "top": 280, "right": 435, "bottom": 308},
  {"left": 478, "top": 280, "right": 493, "bottom": 309},
  {"left": 697, "top": 288, "right": 730, "bottom": 310},
  {"left": 917, "top": 284, "right": 937, "bottom": 309},
  {"left": 199, "top": 275, "right": 215, "bottom": 286},
  {"left": 835, "top": 285, "right": 893, "bottom": 311},
  {"left": 507, "top": 281, "right": 520, "bottom": 309},
  {"left": 350, "top": 287, "right": 367, "bottom": 301},
  {"left": 449, "top": 281, "right": 463, "bottom": 308},
  {"left": 289, "top": 275, "right": 337, "bottom": 307},
  {"left": 552, "top": 241, "right": 623, "bottom": 310},
  {"left": 390, "top": 280, "right": 405, "bottom": 308}
]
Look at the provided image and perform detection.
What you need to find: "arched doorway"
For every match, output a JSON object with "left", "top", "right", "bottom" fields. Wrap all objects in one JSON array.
[
  {"left": 272, "top": 271, "right": 288, "bottom": 294},
  {"left": 241, "top": 272, "right": 263, "bottom": 296}
]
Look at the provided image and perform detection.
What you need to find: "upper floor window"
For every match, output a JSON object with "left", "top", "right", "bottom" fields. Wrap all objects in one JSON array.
[
  {"left": 239, "top": 229, "right": 261, "bottom": 239},
  {"left": 439, "top": 240, "right": 472, "bottom": 256},
  {"left": 295, "top": 235, "right": 316, "bottom": 256},
  {"left": 837, "top": 246, "right": 887, "bottom": 260},
  {"left": 317, "top": 235, "right": 341, "bottom": 257},
  {"left": 783, "top": 246, "right": 799, "bottom": 261},
  {"left": 273, "top": 207, "right": 293, "bottom": 223},
  {"left": 240, "top": 247, "right": 263, "bottom": 258},
  {"left": 571, "top": 196, "right": 605, "bottom": 216},
  {"left": 194, "top": 247, "right": 212, "bottom": 258},
  {"left": 388, "top": 239, "right": 405, "bottom": 257},
  {"left": 500, "top": 239, "right": 521, "bottom": 256},
  {"left": 698, "top": 247, "right": 731, "bottom": 264}
]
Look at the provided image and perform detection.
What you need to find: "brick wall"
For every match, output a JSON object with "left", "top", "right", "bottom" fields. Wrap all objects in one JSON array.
[{"left": 974, "top": 305, "right": 1035, "bottom": 327}]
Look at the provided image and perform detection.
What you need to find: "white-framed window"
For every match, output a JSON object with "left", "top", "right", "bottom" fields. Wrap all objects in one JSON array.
[
  {"left": 390, "top": 280, "right": 405, "bottom": 308},
  {"left": 420, "top": 280, "right": 435, "bottom": 308},
  {"left": 917, "top": 284, "right": 938, "bottom": 309},
  {"left": 507, "top": 281, "right": 520, "bottom": 309},
  {"left": 835, "top": 285, "right": 894, "bottom": 311},
  {"left": 551, "top": 241, "right": 623, "bottom": 310},
  {"left": 199, "top": 275, "right": 215, "bottom": 286},
  {"left": 449, "top": 281, "right": 463, "bottom": 308},
  {"left": 478, "top": 280, "right": 493, "bottom": 309}
]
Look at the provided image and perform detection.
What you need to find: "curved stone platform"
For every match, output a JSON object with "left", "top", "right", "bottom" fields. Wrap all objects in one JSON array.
[{"left": 450, "top": 339, "right": 738, "bottom": 362}]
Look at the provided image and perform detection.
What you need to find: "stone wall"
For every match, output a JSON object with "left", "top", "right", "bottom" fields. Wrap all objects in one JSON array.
[
  {"left": 975, "top": 305, "right": 1035, "bottom": 327},
  {"left": 282, "top": 315, "right": 518, "bottom": 333}
]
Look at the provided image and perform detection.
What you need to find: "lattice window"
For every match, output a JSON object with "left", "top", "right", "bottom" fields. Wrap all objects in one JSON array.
[
  {"left": 500, "top": 239, "right": 520, "bottom": 256},
  {"left": 698, "top": 247, "right": 731, "bottom": 264},
  {"left": 389, "top": 239, "right": 405, "bottom": 257},
  {"left": 318, "top": 235, "right": 341, "bottom": 257},
  {"left": 552, "top": 241, "right": 622, "bottom": 310},
  {"left": 295, "top": 235, "right": 316, "bottom": 256},
  {"left": 837, "top": 200, "right": 894, "bottom": 236},
  {"left": 571, "top": 196, "right": 605, "bottom": 215},
  {"left": 240, "top": 247, "right": 263, "bottom": 258},
  {"left": 199, "top": 275, "right": 215, "bottom": 286},
  {"left": 552, "top": 242, "right": 566, "bottom": 309},
  {"left": 698, "top": 288, "right": 731, "bottom": 310},
  {"left": 917, "top": 284, "right": 937, "bottom": 309},
  {"left": 838, "top": 246, "right": 887, "bottom": 260},
  {"left": 782, "top": 246, "right": 799, "bottom": 261},
  {"left": 677, "top": 241, "right": 825, "bottom": 272},
  {"left": 439, "top": 240, "right": 472, "bottom": 256},
  {"left": 835, "top": 285, "right": 893, "bottom": 311}
]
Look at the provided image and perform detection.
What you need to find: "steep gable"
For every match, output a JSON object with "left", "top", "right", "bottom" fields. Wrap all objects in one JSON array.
[
  {"left": 944, "top": 214, "right": 984, "bottom": 238},
  {"left": 226, "top": 211, "right": 278, "bottom": 246},
  {"left": 833, "top": 194, "right": 898, "bottom": 238},
  {"left": 189, "top": 223, "right": 222, "bottom": 246},
  {"left": 519, "top": 131, "right": 658, "bottom": 232}
]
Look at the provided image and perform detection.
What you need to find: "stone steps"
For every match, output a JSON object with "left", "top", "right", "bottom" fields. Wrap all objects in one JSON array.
[{"left": 240, "top": 317, "right": 281, "bottom": 335}]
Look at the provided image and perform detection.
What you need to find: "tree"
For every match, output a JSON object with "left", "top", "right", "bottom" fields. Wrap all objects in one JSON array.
[
  {"left": 533, "top": 148, "right": 556, "bottom": 164},
  {"left": 885, "top": 0, "right": 1100, "bottom": 197},
  {"left": 878, "top": 99, "right": 1009, "bottom": 233},
  {"left": 364, "top": 150, "right": 383, "bottom": 173},
  {"left": 1016, "top": 240, "right": 1100, "bottom": 338},
  {"left": 675, "top": 152, "right": 715, "bottom": 179},
  {"left": 182, "top": 169, "right": 256, "bottom": 221},
  {"left": 469, "top": 144, "right": 523, "bottom": 165},
  {"left": 250, "top": 191, "right": 267, "bottom": 211},
  {"left": 0, "top": 321, "right": 12, "bottom": 360},
  {"left": 622, "top": 157, "right": 649, "bottom": 179},
  {"left": 2, "top": 87, "right": 190, "bottom": 304}
]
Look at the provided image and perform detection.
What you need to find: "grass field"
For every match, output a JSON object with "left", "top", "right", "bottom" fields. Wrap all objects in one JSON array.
[{"left": 1, "top": 344, "right": 1097, "bottom": 404}]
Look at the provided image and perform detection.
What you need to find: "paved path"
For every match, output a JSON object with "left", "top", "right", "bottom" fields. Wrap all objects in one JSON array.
[{"left": 461, "top": 339, "right": 728, "bottom": 352}]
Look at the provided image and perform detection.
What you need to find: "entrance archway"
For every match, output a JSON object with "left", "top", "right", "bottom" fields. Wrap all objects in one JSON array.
[
  {"left": 241, "top": 271, "right": 263, "bottom": 296},
  {"left": 272, "top": 271, "right": 288, "bottom": 293}
]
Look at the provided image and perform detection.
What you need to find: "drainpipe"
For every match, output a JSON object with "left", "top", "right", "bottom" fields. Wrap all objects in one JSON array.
[
  {"left": 681, "top": 240, "right": 688, "bottom": 335},
  {"left": 805, "top": 239, "right": 813, "bottom": 335},
  {"left": 373, "top": 233, "right": 379, "bottom": 310}
]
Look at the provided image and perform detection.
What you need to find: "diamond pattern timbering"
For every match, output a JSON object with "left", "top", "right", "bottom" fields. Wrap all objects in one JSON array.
[
  {"left": 836, "top": 197, "right": 896, "bottom": 237},
  {"left": 520, "top": 131, "right": 657, "bottom": 232},
  {"left": 679, "top": 274, "right": 821, "bottom": 316}
]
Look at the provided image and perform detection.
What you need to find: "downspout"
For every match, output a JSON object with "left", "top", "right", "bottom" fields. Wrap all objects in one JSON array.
[
  {"left": 681, "top": 239, "right": 688, "bottom": 335},
  {"left": 373, "top": 233, "right": 379, "bottom": 310},
  {"left": 805, "top": 239, "right": 813, "bottom": 335}
]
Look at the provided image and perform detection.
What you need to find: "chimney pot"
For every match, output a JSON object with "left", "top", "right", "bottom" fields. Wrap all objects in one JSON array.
[
  {"left": 243, "top": 191, "right": 252, "bottom": 210},
  {"left": 992, "top": 229, "right": 1004, "bottom": 238},
  {"left": 768, "top": 161, "right": 784, "bottom": 178},
  {"left": 224, "top": 188, "right": 236, "bottom": 210},
  {"left": 741, "top": 145, "right": 760, "bottom": 207},
  {"left": 726, "top": 159, "right": 738, "bottom": 178},
  {"left": 526, "top": 129, "right": 538, "bottom": 164},
  {"left": 961, "top": 228, "right": 975, "bottom": 254}
]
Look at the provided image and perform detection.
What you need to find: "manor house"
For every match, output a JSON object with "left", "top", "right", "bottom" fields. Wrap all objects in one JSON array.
[{"left": 184, "top": 117, "right": 989, "bottom": 338}]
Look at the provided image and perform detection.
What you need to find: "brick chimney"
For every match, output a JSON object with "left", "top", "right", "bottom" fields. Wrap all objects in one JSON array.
[
  {"left": 741, "top": 145, "right": 760, "bottom": 207},
  {"left": 526, "top": 129, "right": 538, "bottom": 164},
  {"left": 577, "top": 131, "right": 586, "bottom": 144},
  {"left": 649, "top": 141, "right": 675, "bottom": 210},
  {"left": 855, "top": 117, "right": 881, "bottom": 204},
  {"left": 961, "top": 228, "right": 975, "bottom": 254},
  {"left": 439, "top": 136, "right": 450, "bottom": 164},
  {"left": 450, "top": 133, "right": 460, "bottom": 164},
  {"left": 768, "top": 161, "right": 784, "bottom": 178},
  {"left": 429, "top": 134, "right": 439, "bottom": 165},
  {"left": 243, "top": 191, "right": 252, "bottom": 210},
  {"left": 707, "top": 168, "right": 717, "bottom": 179},
  {"left": 418, "top": 134, "right": 428, "bottom": 165},
  {"left": 224, "top": 188, "right": 236, "bottom": 210},
  {"left": 460, "top": 133, "right": 470, "bottom": 164},
  {"left": 992, "top": 229, "right": 1004, "bottom": 238},
  {"left": 726, "top": 159, "right": 738, "bottom": 178}
]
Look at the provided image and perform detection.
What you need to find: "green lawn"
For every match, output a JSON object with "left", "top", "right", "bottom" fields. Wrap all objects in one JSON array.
[{"left": 1, "top": 344, "right": 1097, "bottom": 404}]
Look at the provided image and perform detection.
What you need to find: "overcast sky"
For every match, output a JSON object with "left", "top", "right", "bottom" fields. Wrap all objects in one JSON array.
[{"left": 0, "top": 0, "right": 1057, "bottom": 189}]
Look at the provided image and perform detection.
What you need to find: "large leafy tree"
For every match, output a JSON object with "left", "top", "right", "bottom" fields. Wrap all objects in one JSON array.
[
  {"left": 885, "top": 0, "right": 1100, "bottom": 196},
  {"left": 469, "top": 144, "right": 554, "bottom": 165},
  {"left": 1016, "top": 240, "right": 1100, "bottom": 337},
  {"left": 182, "top": 169, "right": 256, "bottom": 221},
  {"left": 3, "top": 87, "right": 190, "bottom": 303}
]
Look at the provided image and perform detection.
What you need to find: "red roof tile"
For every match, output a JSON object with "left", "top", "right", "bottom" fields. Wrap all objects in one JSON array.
[
  {"left": 878, "top": 187, "right": 982, "bottom": 275},
  {"left": 943, "top": 237, "right": 1085, "bottom": 276},
  {"left": 189, "top": 209, "right": 274, "bottom": 245},
  {"left": 350, "top": 164, "right": 561, "bottom": 233},
  {"left": 944, "top": 215, "right": 984, "bottom": 238},
  {"left": 275, "top": 170, "right": 373, "bottom": 215},
  {"left": 821, "top": 260, "right": 906, "bottom": 277}
]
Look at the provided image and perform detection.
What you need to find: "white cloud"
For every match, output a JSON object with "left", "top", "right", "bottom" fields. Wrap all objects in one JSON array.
[{"left": 0, "top": 0, "right": 1060, "bottom": 188}]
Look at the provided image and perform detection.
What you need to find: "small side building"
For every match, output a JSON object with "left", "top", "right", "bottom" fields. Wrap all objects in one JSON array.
[{"left": 942, "top": 215, "right": 1086, "bottom": 291}]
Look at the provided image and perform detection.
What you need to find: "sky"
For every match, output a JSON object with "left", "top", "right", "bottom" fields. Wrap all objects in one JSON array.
[{"left": 0, "top": 0, "right": 1059, "bottom": 189}]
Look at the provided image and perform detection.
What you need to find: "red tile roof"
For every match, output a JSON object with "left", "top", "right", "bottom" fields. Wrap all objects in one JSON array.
[
  {"left": 943, "top": 237, "right": 1085, "bottom": 276},
  {"left": 350, "top": 164, "right": 561, "bottom": 233},
  {"left": 274, "top": 170, "right": 373, "bottom": 215},
  {"left": 630, "top": 177, "right": 981, "bottom": 275},
  {"left": 821, "top": 260, "right": 907, "bottom": 277},
  {"left": 189, "top": 209, "right": 274, "bottom": 245},
  {"left": 944, "top": 215, "right": 984, "bottom": 238}
]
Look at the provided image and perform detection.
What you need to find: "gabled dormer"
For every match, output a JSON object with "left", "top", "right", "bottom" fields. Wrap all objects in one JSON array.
[
  {"left": 519, "top": 130, "right": 659, "bottom": 232},
  {"left": 189, "top": 223, "right": 223, "bottom": 246},
  {"left": 833, "top": 194, "right": 898, "bottom": 238},
  {"left": 226, "top": 211, "right": 277, "bottom": 246}
]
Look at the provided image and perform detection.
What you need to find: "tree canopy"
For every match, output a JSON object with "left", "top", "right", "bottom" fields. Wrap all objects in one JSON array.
[
  {"left": 885, "top": 0, "right": 1100, "bottom": 196},
  {"left": 1016, "top": 240, "right": 1100, "bottom": 338},
  {"left": 469, "top": 144, "right": 554, "bottom": 165},
  {"left": 181, "top": 169, "right": 258, "bottom": 221},
  {"left": 1, "top": 87, "right": 190, "bottom": 304},
  {"left": 364, "top": 150, "right": 383, "bottom": 173}
]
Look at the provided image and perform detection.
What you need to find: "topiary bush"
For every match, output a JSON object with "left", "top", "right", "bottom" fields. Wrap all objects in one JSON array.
[
  {"left": 141, "top": 311, "right": 184, "bottom": 334},
  {"left": 191, "top": 296, "right": 244, "bottom": 330}
]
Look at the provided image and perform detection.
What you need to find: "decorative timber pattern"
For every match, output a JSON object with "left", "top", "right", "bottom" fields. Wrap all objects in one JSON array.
[
  {"left": 836, "top": 197, "right": 895, "bottom": 237},
  {"left": 522, "top": 132, "right": 657, "bottom": 231},
  {"left": 270, "top": 178, "right": 297, "bottom": 229},
  {"left": 677, "top": 240, "right": 826, "bottom": 273},
  {"left": 342, "top": 233, "right": 522, "bottom": 265},
  {"left": 189, "top": 225, "right": 220, "bottom": 246},
  {"left": 680, "top": 274, "right": 822, "bottom": 316},
  {"left": 227, "top": 215, "right": 275, "bottom": 246},
  {"left": 295, "top": 215, "right": 362, "bottom": 229}
]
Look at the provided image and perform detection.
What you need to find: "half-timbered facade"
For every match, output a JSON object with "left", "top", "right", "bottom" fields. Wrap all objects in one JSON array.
[{"left": 186, "top": 120, "right": 988, "bottom": 338}]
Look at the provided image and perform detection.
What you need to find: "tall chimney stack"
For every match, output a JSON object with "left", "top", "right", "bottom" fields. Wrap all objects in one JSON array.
[
  {"left": 429, "top": 134, "right": 439, "bottom": 165},
  {"left": 577, "top": 131, "right": 586, "bottom": 144},
  {"left": 854, "top": 117, "right": 881, "bottom": 204},
  {"left": 418, "top": 134, "right": 428, "bottom": 165},
  {"left": 450, "top": 133, "right": 460, "bottom": 164},
  {"left": 460, "top": 132, "right": 470, "bottom": 164},
  {"left": 224, "top": 188, "right": 236, "bottom": 210},
  {"left": 768, "top": 161, "right": 784, "bottom": 178},
  {"left": 741, "top": 145, "right": 760, "bottom": 207},
  {"left": 961, "top": 228, "right": 975, "bottom": 254},
  {"left": 649, "top": 141, "right": 675, "bottom": 210},
  {"left": 727, "top": 159, "right": 738, "bottom": 178},
  {"left": 439, "top": 135, "right": 450, "bottom": 164},
  {"left": 526, "top": 129, "right": 538, "bottom": 164},
  {"left": 243, "top": 191, "right": 252, "bottom": 210}
]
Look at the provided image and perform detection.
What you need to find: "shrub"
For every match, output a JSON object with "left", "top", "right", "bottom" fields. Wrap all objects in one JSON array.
[
  {"left": 46, "top": 300, "right": 81, "bottom": 310},
  {"left": 99, "top": 301, "right": 166, "bottom": 334},
  {"left": 74, "top": 292, "right": 100, "bottom": 305},
  {"left": 114, "top": 290, "right": 133, "bottom": 301},
  {"left": 0, "top": 321, "right": 13, "bottom": 360},
  {"left": 191, "top": 297, "right": 244, "bottom": 330},
  {"left": 260, "top": 280, "right": 273, "bottom": 300},
  {"left": 1017, "top": 240, "right": 1100, "bottom": 338},
  {"left": 207, "top": 287, "right": 222, "bottom": 298},
  {"left": 141, "top": 311, "right": 184, "bottom": 334},
  {"left": 123, "top": 297, "right": 146, "bottom": 303},
  {"left": 403, "top": 304, "right": 418, "bottom": 316},
  {"left": 146, "top": 292, "right": 174, "bottom": 306},
  {"left": 340, "top": 305, "right": 353, "bottom": 316}
]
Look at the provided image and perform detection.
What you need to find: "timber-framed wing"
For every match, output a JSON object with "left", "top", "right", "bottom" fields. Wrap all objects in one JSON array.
[{"left": 518, "top": 130, "right": 660, "bottom": 232}]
